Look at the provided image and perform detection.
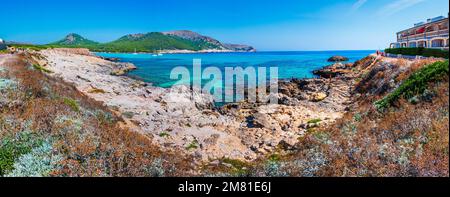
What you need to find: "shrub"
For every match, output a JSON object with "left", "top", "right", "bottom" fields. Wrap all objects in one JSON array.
[
  {"left": 32, "top": 64, "right": 53, "bottom": 73},
  {"left": 385, "top": 48, "right": 449, "bottom": 59},
  {"left": 375, "top": 61, "right": 449, "bottom": 110},
  {"left": 5, "top": 141, "right": 62, "bottom": 177},
  {"left": 0, "top": 131, "right": 44, "bottom": 176},
  {"left": 185, "top": 139, "right": 199, "bottom": 150},
  {"left": 307, "top": 118, "right": 322, "bottom": 124},
  {"left": 63, "top": 97, "right": 80, "bottom": 112},
  {"left": 159, "top": 132, "right": 170, "bottom": 138}
]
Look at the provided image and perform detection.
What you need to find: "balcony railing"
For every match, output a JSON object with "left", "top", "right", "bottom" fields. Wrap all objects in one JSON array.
[{"left": 398, "top": 29, "right": 449, "bottom": 42}]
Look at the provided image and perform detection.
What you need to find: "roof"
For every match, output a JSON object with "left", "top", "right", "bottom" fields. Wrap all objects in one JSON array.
[{"left": 397, "top": 17, "right": 448, "bottom": 34}]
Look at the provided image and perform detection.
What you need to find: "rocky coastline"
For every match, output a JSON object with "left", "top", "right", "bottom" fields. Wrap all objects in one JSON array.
[{"left": 6, "top": 49, "right": 411, "bottom": 163}]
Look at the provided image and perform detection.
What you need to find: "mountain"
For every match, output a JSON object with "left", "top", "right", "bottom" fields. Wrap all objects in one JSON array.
[
  {"left": 48, "top": 31, "right": 255, "bottom": 53},
  {"left": 162, "top": 30, "right": 225, "bottom": 49},
  {"left": 222, "top": 43, "right": 256, "bottom": 52},
  {"left": 51, "top": 33, "right": 99, "bottom": 46}
]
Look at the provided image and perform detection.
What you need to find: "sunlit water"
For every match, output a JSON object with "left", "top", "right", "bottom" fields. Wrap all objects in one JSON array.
[{"left": 96, "top": 51, "right": 374, "bottom": 89}]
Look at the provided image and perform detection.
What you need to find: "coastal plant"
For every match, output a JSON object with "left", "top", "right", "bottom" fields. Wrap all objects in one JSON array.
[
  {"left": 0, "top": 131, "right": 44, "bottom": 176},
  {"left": 186, "top": 139, "right": 199, "bottom": 151},
  {"left": 32, "top": 64, "right": 53, "bottom": 73},
  {"left": 375, "top": 61, "right": 449, "bottom": 110},
  {"left": 263, "top": 160, "right": 288, "bottom": 177},
  {"left": 2, "top": 54, "right": 194, "bottom": 177},
  {"left": 122, "top": 111, "right": 135, "bottom": 119},
  {"left": 145, "top": 158, "right": 165, "bottom": 177},
  {"left": 219, "top": 158, "right": 251, "bottom": 177},
  {"left": 63, "top": 97, "right": 80, "bottom": 112},
  {"left": 159, "top": 132, "right": 170, "bottom": 138},
  {"left": 5, "top": 141, "right": 62, "bottom": 177},
  {"left": 307, "top": 118, "right": 322, "bottom": 124},
  {"left": 385, "top": 48, "right": 449, "bottom": 59}
]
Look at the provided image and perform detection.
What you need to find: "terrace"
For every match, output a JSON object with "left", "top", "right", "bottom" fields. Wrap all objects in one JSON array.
[{"left": 390, "top": 16, "right": 449, "bottom": 50}]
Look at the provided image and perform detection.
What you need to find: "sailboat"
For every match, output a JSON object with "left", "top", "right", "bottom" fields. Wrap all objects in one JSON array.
[
  {"left": 152, "top": 48, "right": 163, "bottom": 57},
  {"left": 157, "top": 47, "right": 163, "bottom": 56},
  {"left": 133, "top": 48, "right": 138, "bottom": 55}
]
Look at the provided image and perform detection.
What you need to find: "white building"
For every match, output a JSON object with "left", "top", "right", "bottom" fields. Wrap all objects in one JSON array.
[{"left": 390, "top": 15, "right": 449, "bottom": 49}]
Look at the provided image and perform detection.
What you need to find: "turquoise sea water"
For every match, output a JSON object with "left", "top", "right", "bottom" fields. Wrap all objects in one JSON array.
[{"left": 96, "top": 51, "right": 374, "bottom": 88}]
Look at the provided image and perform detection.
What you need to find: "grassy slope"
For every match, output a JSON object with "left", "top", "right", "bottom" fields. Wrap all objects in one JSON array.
[
  {"left": 243, "top": 59, "right": 449, "bottom": 177},
  {"left": 0, "top": 53, "right": 193, "bottom": 176}
]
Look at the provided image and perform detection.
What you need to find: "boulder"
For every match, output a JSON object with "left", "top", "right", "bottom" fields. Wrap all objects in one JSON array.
[
  {"left": 328, "top": 56, "right": 349, "bottom": 62},
  {"left": 309, "top": 92, "right": 327, "bottom": 102}
]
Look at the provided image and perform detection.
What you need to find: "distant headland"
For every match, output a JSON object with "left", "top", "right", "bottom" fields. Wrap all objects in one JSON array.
[{"left": 9, "top": 30, "right": 256, "bottom": 53}]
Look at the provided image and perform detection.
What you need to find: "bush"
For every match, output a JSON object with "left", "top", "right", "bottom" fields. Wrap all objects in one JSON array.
[
  {"left": 385, "top": 48, "right": 449, "bottom": 59},
  {"left": 375, "top": 61, "right": 449, "bottom": 110},
  {"left": 63, "top": 97, "right": 80, "bottom": 112},
  {"left": 0, "top": 131, "right": 44, "bottom": 176},
  {"left": 32, "top": 64, "right": 53, "bottom": 73},
  {"left": 5, "top": 141, "right": 62, "bottom": 177}
]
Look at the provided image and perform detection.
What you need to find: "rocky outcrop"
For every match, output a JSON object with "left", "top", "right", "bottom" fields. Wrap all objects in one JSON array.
[
  {"left": 110, "top": 62, "right": 137, "bottom": 76},
  {"left": 328, "top": 55, "right": 349, "bottom": 62},
  {"left": 223, "top": 44, "right": 256, "bottom": 52},
  {"left": 313, "top": 62, "right": 354, "bottom": 78}
]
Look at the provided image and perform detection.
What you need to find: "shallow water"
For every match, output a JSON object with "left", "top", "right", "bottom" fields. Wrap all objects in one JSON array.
[{"left": 96, "top": 50, "right": 374, "bottom": 88}]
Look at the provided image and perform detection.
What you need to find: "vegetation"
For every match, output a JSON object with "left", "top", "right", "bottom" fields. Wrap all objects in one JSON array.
[
  {"left": 50, "top": 33, "right": 99, "bottom": 46},
  {"left": 13, "top": 32, "right": 225, "bottom": 53},
  {"left": 375, "top": 60, "right": 449, "bottom": 110},
  {"left": 32, "top": 64, "right": 53, "bottom": 73},
  {"left": 8, "top": 44, "right": 53, "bottom": 51},
  {"left": 62, "top": 97, "right": 80, "bottom": 112},
  {"left": 307, "top": 118, "right": 322, "bottom": 124},
  {"left": 186, "top": 139, "right": 199, "bottom": 150},
  {"left": 246, "top": 57, "right": 449, "bottom": 177},
  {"left": 385, "top": 47, "right": 449, "bottom": 59},
  {"left": 0, "top": 54, "right": 193, "bottom": 177}
]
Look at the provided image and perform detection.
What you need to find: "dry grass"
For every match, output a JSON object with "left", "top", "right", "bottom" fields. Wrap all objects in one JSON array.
[
  {"left": 1, "top": 54, "right": 194, "bottom": 176},
  {"left": 248, "top": 58, "right": 449, "bottom": 177}
]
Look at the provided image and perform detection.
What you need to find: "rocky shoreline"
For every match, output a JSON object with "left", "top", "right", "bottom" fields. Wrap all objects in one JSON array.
[{"left": 18, "top": 49, "right": 370, "bottom": 162}]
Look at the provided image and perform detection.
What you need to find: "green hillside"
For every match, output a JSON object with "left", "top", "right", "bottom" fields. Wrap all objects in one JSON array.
[
  {"left": 94, "top": 32, "right": 221, "bottom": 53},
  {"left": 50, "top": 33, "right": 99, "bottom": 46},
  {"left": 32, "top": 31, "right": 254, "bottom": 53}
]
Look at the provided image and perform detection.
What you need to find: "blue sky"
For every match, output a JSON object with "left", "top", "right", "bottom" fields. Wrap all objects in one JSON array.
[{"left": 1, "top": 0, "right": 448, "bottom": 50}]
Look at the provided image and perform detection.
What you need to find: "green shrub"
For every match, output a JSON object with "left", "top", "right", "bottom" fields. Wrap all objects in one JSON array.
[
  {"left": 385, "top": 48, "right": 448, "bottom": 59},
  {"left": 185, "top": 139, "right": 199, "bottom": 150},
  {"left": 32, "top": 64, "right": 53, "bottom": 73},
  {"left": 0, "top": 131, "right": 44, "bottom": 176},
  {"left": 63, "top": 97, "right": 80, "bottom": 112},
  {"left": 159, "top": 132, "right": 170, "bottom": 138},
  {"left": 375, "top": 61, "right": 449, "bottom": 110},
  {"left": 307, "top": 118, "right": 322, "bottom": 124},
  {"left": 5, "top": 141, "right": 62, "bottom": 177}
]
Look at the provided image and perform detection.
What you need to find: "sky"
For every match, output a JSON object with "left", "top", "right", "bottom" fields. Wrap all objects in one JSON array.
[{"left": 0, "top": 0, "right": 448, "bottom": 51}]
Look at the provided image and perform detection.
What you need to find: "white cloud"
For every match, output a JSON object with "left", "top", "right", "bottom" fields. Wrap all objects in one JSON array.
[
  {"left": 352, "top": 0, "right": 368, "bottom": 11},
  {"left": 377, "top": 0, "right": 425, "bottom": 16}
]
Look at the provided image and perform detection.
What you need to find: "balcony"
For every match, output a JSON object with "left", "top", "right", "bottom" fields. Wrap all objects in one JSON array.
[{"left": 398, "top": 29, "right": 449, "bottom": 42}]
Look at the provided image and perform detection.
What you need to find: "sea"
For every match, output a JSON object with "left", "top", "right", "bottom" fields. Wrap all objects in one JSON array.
[{"left": 96, "top": 50, "right": 374, "bottom": 89}]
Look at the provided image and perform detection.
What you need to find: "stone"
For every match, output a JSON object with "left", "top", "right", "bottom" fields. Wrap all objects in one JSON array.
[
  {"left": 310, "top": 92, "right": 327, "bottom": 102},
  {"left": 328, "top": 55, "right": 349, "bottom": 62}
]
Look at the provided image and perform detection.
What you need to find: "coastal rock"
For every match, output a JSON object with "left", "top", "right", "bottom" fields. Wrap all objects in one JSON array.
[
  {"left": 110, "top": 62, "right": 137, "bottom": 76},
  {"left": 309, "top": 92, "right": 327, "bottom": 102},
  {"left": 328, "top": 55, "right": 349, "bottom": 62},
  {"left": 313, "top": 62, "right": 354, "bottom": 78}
]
